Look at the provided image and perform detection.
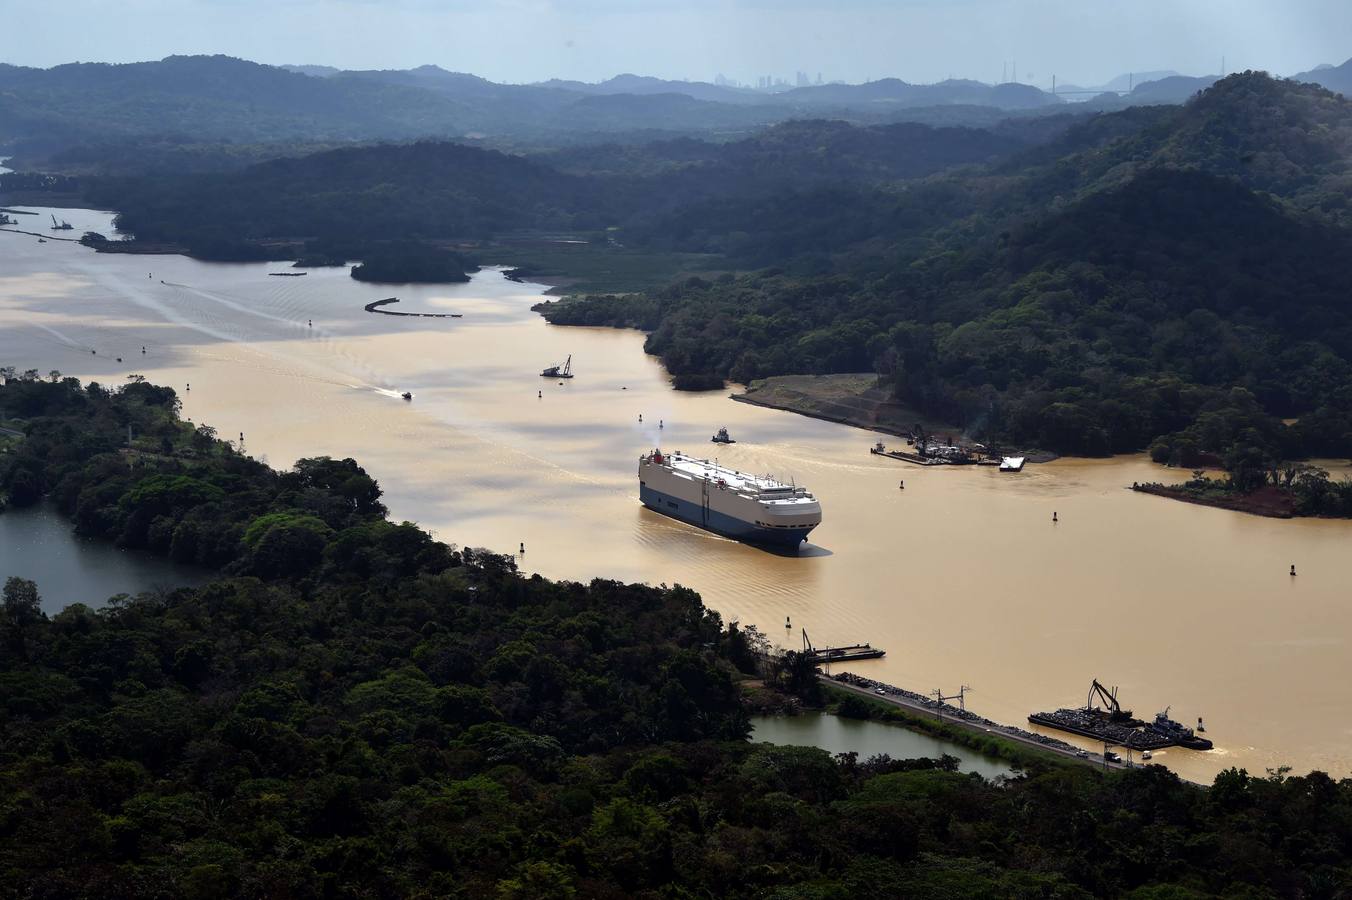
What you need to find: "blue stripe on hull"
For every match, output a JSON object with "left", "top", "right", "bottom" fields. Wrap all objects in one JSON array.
[{"left": 640, "top": 485, "right": 814, "bottom": 546}]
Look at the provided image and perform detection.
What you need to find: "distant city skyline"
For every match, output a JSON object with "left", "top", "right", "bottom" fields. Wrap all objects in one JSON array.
[{"left": 1, "top": 0, "right": 1348, "bottom": 89}]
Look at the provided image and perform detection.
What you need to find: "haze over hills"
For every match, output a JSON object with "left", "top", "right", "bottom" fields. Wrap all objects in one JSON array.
[
  {"left": 5, "top": 53, "right": 1350, "bottom": 169},
  {"left": 1292, "top": 56, "right": 1352, "bottom": 94}
]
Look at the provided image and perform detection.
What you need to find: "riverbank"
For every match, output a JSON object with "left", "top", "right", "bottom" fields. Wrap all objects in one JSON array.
[
  {"left": 732, "top": 374, "right": 954, "bottom": 438},
  {"left": 1131, "top": 482, "right": 1297, "bottom": 518},
  {"left": 751, "top": 710, "right": 1016, "bottom": 780},
  {"left": 0, "top": 191, "right": 95, "bottom": 209},
  {"left": 732, "top": 374, "right": 1058, "bottom": 462},
  {"left": 822, "top": 674, "right": 1160, "bottom": 777}
]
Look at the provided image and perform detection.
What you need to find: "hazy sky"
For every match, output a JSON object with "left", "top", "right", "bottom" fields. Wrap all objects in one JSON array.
[{"left": 1, "top": 0, "right": 1348, "bottom": 87}]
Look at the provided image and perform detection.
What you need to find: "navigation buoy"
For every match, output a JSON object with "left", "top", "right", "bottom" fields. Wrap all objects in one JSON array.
[
  {"left": 1197, "top": 717, "right": 1206, "bottom": 733},
  {"left": 639, "top": 414, "right": 643, "bottom": 422},
  {"left": 1052, "top": 511, "right": 1058, "bottom": 523},
  {"left": 141, "top": 346, "right": 145, "bottom": 354},
  {"left": 659, "top": 420, "right": 664, "bottom": 429},
  {"left": 519, "top": 542, "right": 525, "bottom": 554},
  {"left": 186, "top": 383, "right": 190, "bottom": 391},
  {"left": 538, "top": 390, "right": 542, "bottom": 399},
  {"left": 115, "top": 357, "right": 122, "bottom": 363},
  {"left": 1290, "top": 564, "right": 1297, "bottom": 576},
  {"left": 307, "top": 319, "right": 312, "bottom": 327},
  {"left": 239, "top": 432, "right": 244, "bottom": 443},
  {"left": 622, "top": 386, "right": 627, "bottom": 390},
  {"left": 899, "top": 480, "right": 905, "bottom": 490}
]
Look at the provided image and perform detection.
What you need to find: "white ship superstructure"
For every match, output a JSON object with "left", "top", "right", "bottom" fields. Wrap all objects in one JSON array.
[{"left": 638, "top": 449, "right": 821, "bottom": 546}]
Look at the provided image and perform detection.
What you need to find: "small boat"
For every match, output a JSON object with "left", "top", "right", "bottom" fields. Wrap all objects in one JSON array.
[
  {"left": 541, "top": 354, "right": 573, "bottom": 379},
  {"left": 999, "top": 456, "right": 1026, "bottom": 472},
  {"left": 711, "top": 426, "right": 736, "bottom": 444},
  {"left": 401, "top": 392, "right": 413, "bottom": 401},
  {"left": 37, "top": 238, "right": 47, "bottom": 243},
  {"left": 1141, "top": 750, "right": 1153, "bottom": 760}
]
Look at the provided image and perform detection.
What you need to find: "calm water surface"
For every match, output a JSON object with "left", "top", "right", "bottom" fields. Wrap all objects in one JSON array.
[
  {"left": 2, "top": 207, "right": 1350, "bottom": 784},
  {"left": 752, "top": 712, "right": 1013, "bottom": 780},
  {"left": 0, "top": 503, "right": 205, "bottom": 614}
]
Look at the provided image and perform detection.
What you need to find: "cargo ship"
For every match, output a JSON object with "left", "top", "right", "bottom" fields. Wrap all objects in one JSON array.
[{"left": 638, "top": 449, "right": 821, "bottom": 546}]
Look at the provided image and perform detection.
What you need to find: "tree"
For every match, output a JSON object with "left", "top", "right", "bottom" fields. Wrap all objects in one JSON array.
[{"left": 2, "top": 576, "right": 44, "bottom": 655}]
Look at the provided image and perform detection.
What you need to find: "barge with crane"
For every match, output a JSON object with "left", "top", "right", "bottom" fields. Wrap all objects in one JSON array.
[{"left": 1029, "top": 679, "right": 1212, "bottom": 752}]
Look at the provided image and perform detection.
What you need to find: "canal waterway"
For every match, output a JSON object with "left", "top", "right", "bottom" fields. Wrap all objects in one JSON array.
[
  {"left": 751, "top": 712, "right": 1013, "bottom": 780},
  {"left": 2, "top": 206, "right": 1351, "bottom": 784}
]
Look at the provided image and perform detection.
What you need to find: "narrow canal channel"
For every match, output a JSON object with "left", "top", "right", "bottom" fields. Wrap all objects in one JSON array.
[{"left": 751, "top": 712, "right": 1014, "bottom": 780}]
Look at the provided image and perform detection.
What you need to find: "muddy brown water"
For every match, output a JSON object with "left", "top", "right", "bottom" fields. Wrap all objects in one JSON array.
[{"left": 2, "top": 207, "right": 1350, "bottom": 785}]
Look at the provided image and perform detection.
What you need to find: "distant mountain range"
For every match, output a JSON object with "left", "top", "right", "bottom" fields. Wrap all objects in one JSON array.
[
  {"left": 0, "top": 55, "right": 1077, "bottom": 160},
  {"left": 1292, "top": 57, "right": 1352, "bottom": 95},
  {"left": 3, "top": 54, "right": 1350, "bottom": 166}
]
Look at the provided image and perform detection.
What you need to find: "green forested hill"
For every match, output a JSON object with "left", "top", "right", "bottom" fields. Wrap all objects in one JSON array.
[
  {"left": 543, "top": 74, "right": 1352, "bottom": 463},
  {"left": 97, "top": 140, "right": 611, "bottom": 248}
]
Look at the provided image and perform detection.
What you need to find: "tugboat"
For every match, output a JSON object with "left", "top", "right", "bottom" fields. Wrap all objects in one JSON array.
[
  {"left": 711, "top": 426, "right": 735, "bottom": 444},
  {"left": 541, "top": 354, "right": 573, "bottom": 379},
  {"left": 1147, "top": 708, "right": 1213, "bottom": 750}
]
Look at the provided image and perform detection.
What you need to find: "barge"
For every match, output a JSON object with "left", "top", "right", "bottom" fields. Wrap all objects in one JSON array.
[{"left": 1029, "top": 679, "right": 1213, "bottom": 752}]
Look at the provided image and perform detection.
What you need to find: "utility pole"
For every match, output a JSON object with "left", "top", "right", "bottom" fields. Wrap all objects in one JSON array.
[{"left": 934, "top": 686, "right": 970, "bottom": 720}]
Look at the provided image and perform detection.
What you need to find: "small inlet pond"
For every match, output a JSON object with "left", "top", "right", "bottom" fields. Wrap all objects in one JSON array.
[
  {"left": 751, "top": 712, "right": 1015, "bottom": 780},
  {"left": 0, "top": 503, "right": 206, "bottom": 615}
]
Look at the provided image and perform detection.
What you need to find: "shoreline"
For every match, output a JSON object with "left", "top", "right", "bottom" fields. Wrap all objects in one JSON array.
[
  {"left": 731, "top": 373, "right": 958, "bottom": 440},
  {"left": 823, "top": 676, "right": 1152, "bottom": 776},
  {"left": 732, "top": 374, "right": 1058, "bottom": 463},
  {"left": 1131, "top": 483, "right": 1297, "bottom": 519}
]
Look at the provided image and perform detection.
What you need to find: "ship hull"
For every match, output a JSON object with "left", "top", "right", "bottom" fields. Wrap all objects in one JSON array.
[{"left": 640, "top": 485, "right": 814, "bottom": 546}]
